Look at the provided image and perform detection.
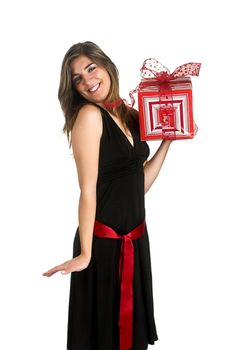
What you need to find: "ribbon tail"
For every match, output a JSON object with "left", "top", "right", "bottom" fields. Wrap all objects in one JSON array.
[
  {"left": 119, "top": 236, "right": 134, "bottom": 350},
  {"left": 125, "top": 84, "right": 140, "bottom": 108}
]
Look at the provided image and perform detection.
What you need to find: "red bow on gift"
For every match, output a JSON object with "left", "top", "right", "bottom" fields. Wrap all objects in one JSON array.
[
  {"left": 140, "top": 58, "right": 201, "bottom": 80},
  {"left": 127, "top": 59, "right": 201, "bottom": 107}
]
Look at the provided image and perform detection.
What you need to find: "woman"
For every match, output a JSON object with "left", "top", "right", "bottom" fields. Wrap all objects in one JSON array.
[{"left": 43, "top": 41, "right": 194, "bottom": 350}]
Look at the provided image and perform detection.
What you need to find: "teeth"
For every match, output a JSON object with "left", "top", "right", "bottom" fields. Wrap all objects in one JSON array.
[{"left": 89, "top": 83, "right": 100, "bottom": 92}]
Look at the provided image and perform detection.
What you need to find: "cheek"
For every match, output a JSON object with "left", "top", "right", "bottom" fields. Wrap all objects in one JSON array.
[
  {"left": 75, "top": 84, "right": 85, "bottom": 95},
  {"left": 105, "top": 74, "right": 111, "bottom": 90}
]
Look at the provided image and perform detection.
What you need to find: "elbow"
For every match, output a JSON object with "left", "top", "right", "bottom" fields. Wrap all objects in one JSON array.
[
  {"left": 144, "top": 183, "right": 150, "bottom": 194},
  {"left": 79, "top": 186, "right": 97, "bottom": 199},
  {"left": 144, "top": 177, "right": 149, "bottom": 194}
]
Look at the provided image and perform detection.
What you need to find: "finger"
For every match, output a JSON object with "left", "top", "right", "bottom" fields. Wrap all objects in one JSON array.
[
  {"left": 42, "top": 264, "right": 65, "bottom": 277},
  {"left": 42, "top": 268, "right": 58, "bottom": 277}
]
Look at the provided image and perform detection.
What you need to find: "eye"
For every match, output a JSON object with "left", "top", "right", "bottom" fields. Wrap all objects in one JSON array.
[
  {"left": 72, "top": 75, "right": 81, "bottom": 85},
  {"left": 88, "top": 65, "right": 96, "bottom": 73}
]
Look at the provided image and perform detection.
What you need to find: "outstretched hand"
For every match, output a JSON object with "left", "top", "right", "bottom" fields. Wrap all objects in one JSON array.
[{"left": 42, "top": 254, "right": 91, "bottom": 277}]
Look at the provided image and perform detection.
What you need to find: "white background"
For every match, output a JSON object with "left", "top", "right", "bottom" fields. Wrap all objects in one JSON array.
[{"left": 0, "top": 0, "right": 232, "bottom": 349}]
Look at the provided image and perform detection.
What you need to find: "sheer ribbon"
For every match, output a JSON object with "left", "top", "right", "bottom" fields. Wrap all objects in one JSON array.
[{"left": 129, "top": 58, "right": 201, "bottom": 107}]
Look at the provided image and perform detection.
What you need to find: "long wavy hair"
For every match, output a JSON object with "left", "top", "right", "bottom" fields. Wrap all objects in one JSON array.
[{"left": 58, "top": 41, "right": 139, "bottom": 147}]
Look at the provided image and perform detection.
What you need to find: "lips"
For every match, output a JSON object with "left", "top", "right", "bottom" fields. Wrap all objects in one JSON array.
[{"left": 88, "top": 83, "right": 100, "bottom": 93}]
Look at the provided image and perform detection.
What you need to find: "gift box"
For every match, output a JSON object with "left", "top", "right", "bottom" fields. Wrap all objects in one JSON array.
[{"left": 130, "top": 59, "right": 201, "bottom": 141}]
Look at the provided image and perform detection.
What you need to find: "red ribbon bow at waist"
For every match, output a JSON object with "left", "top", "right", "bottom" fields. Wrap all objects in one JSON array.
[
  {"left": 93, "top": 219, "right": 146, "bottom": 350},
  {"left": 128, "top": 58, "right": 201, "bottom": 107}
]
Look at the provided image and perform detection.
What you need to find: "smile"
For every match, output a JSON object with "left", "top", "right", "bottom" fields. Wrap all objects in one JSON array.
[{"left": 88, "top": 83, "right": 100, "bottom": 93}]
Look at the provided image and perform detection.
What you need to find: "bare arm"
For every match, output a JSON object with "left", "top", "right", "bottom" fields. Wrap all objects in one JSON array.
[
  {"left": 72, "top": 105, "right": 102, "bottom": 259},
  {"left": 43, "top": 105, "right": 102, "bottom": 277},
  {"left": 144, "top": 140, "right": 173, "bottom": 194}
]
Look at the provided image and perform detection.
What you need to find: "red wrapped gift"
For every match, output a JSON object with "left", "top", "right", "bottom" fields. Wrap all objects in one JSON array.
[{"left": 129, "top": 59, "right": 201, "bottom": 141}]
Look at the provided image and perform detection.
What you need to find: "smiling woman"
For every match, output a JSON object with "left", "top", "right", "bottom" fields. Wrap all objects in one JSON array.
[
  {"left": 70, "top": 56, "right": 111, "bottom": 104},
  {"left": 57, "top": 41, "right": 139, "bottom": 147},
  {"left": 43, "top": 41, "right": 177, "bottom": 350}
]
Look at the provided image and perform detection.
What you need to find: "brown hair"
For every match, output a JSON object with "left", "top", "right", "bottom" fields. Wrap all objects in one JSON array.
[{"left": 58, "top": 41, "right": 139, "bottom": 147}]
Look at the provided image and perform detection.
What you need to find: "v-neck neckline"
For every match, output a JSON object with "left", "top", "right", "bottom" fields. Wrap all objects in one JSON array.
[{"left": 106, "top": 112, "right": 135, "bottom": 149}]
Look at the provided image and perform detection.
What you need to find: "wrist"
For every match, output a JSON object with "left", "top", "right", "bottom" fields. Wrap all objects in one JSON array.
[
  {"left": 161, "top": 139, "right": 173, "bottom": 147},
  {"left": 80, "top": 250, "right": 92, "bottom": 260},
  {"left": 163, "top": 139, "right": 173, "bottom": 144}
]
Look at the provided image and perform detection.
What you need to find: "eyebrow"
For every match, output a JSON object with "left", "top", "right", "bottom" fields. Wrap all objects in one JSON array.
[{"left": 72, "top": 63, "right": 94, "bottom": 78}]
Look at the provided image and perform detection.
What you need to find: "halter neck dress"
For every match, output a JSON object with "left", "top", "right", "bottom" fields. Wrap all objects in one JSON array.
[{"left": 67, "top": 107, "right": 158, "bottom": 350}]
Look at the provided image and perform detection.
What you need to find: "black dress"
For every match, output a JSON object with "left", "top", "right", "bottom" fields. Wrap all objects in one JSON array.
[{"left": 67, "top": 107, "right": 158, "bottom": 350}]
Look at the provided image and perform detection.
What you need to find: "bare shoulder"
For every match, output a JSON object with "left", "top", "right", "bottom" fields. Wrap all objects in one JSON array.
[
  {"left": 73, "top": 104, "right": 102, "bottom": 131},
  {"left": 71, "top": 104, "right": 103, "bottom": 151},
  {"left": 71, "top": 104, "right": 103, "bottom": 146}
]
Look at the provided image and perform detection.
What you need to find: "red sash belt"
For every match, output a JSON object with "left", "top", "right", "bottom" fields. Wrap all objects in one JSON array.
[{"left": 93, "top": 219, "right": 146, "bottom": 350}]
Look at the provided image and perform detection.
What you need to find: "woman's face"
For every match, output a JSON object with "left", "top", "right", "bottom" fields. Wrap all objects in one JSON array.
[{"left": 71, "top": 55, "right": 111, "bottom": 105}]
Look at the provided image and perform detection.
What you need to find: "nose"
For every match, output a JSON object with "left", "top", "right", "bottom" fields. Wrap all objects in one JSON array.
[{"left": 82, "top": 73, "right": 93, "bottom": 88}]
